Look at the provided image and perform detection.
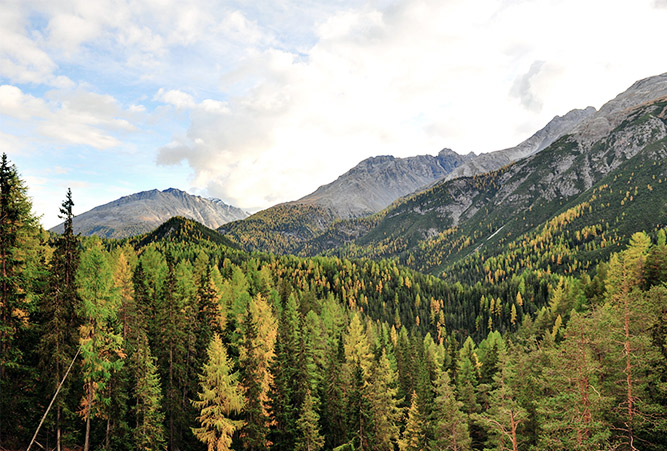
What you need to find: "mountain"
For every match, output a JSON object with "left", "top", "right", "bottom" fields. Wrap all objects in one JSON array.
[
  {"left": 128, "top": 216, "right": 241, "bottom": 249},
  {"left": 219, "top": 104, "right": 596, "bottom": 254},
  {"left": 301, "top": 73, "right": 667, "bottom": 282},
  {"left": 51, "top": 187, "right": 249, "bottom": 238},
  {"left": 297, "top": 148, "right": 473, "bottom": 218},
  {"left": 443, "top": 106, "right": 596, "bottom": 181},
  {"left": 218, "top": 149, "right": 472, "bottom": 253}
]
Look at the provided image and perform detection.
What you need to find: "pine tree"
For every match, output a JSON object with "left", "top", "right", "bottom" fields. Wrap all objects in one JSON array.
[
  {"left": 602, "top": 234, "right": 667, "bottom": 448},
  {"left": 369, "top": 348, "right": 401, "bottom": 450},
  {"left": 237, "top": 293, "right": 276, "bottom": 450},
  {"left": 0, "top": 153, "right": 42, "bottom": 445},
  {"left": 399, "top": 391, "right": 426, "bottom": 451},
  {"left": 192, "top": 334, "right": 244, "bottom": 451},
  {"left": 474, "top": 351, "right": 526, "bottom": 451},
  {"left": 37, "top": 188, "right": 81, "bottom": 451},
  {"left": 134, "top": 333, "right": 166, "bottom": 451},
  {"left": 430, "top": 370, "right": 471, "bottom": 451},
  {"left": 538, "top": 311, "right": 611, "bottom": 450},
  {"left": 295, "top": 388, "right": 324, "bottom": 451}
]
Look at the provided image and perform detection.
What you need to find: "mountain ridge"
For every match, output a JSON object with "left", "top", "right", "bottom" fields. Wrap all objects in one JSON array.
[{"left": 50, "top": 187, "right": 249, "bottom": 239}]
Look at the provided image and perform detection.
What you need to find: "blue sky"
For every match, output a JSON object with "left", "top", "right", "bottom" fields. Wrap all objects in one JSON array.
[{"left": 1, "top": 0, "right": 666, "bottom": 228}]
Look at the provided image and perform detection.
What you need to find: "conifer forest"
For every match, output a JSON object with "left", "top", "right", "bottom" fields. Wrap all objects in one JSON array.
[{"left": 1, "top": 151, "right": 666, "bottom": 451}]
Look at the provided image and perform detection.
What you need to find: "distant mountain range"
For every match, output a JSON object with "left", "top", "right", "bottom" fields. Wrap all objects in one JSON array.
[
  {"left": 291, "top": 72, "right": 667, "bottom": 281},
  {"left": 50, "top": 188, "right": 248, "bottom": 238},
  {"left": 297, "top": 148, "right": 474, "bottom": 219},
  {"left": 217, "top": 149, "right": 474, "bottom": 254},
  {"left": 443, "top": 106, "right": 596, "bottom": 181},
  {"left": 58, "top": 72, "right": 667, "bottom": 266},
  {"left": 218, "top": 97, "right": 600, "bottom": 254}
]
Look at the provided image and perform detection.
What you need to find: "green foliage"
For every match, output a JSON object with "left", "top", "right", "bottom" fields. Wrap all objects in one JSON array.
[
  {"left": 192, "top": 334, "right": 244, "bottom": 451},
  {"left": 2, "top": 155, "right": 667, "bottom": 450}
]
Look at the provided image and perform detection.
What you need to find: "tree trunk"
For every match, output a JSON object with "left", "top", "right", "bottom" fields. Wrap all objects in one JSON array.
[
  {"left": 624, "top": 293, "right": 635, "bottom": 448},
  {"left": 510, "top": 410, "right": 519, "bottom": 451},
  {"left": 84, "top": 382, "right": 93, "bottom": 451},
  {"left": 56, "top": 405, "right": 61, "bottom": 451},
  {"left": 169, "top": 344, "right": 174, "bottom": 451}
]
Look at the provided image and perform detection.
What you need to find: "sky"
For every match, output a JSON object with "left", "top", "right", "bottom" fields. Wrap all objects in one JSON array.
[{"left": 1, "top": 0, "right": 666, "bottom": 229}]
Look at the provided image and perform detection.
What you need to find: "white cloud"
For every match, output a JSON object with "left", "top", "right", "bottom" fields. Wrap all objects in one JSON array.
[
  {"left": 154, "top": 0, "right": 667, "bottom": 211},
  {"left": 0, "top": 85, "right": 141, "bottom": 149},
  {"left": 154, "top": 88, "right": 196, "bottom": 109},
  {"left": 4, "top": 0, "right": 667, "bottom": 219}
]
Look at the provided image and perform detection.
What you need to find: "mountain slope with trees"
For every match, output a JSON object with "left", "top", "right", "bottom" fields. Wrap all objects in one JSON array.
[
  {"left": 1, "top": 152, "right": 666, "bottom": 451},
  {"left": 293, "top": 75, "right": 667, "bottom": 283},
  {"left": 3, "top": 73, "right": 667, "bottom": 451}
]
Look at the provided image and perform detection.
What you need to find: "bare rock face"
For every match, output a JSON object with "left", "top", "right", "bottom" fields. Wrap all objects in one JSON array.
[
  {"left": 573, "top": 73, "right": 667, "bottom": 146},
  {"left": 296, "top": 148, "right": 473, "bottom": 218},
  {"left": 444, "top": 106, "right": 597, "bottom": 181},
  {"left": 50, "top": 188, "right": 249, "bottom": 238}
]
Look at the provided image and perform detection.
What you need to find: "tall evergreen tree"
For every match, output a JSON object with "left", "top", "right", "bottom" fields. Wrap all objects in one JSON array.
[
  {"left": 430, "top": 371, "right": 471, "bottom": 451},
  {"left": 76, "top": 239, "right": 125, "bottom": 451},
  {"left": 270, "top": 294, "right": 303, "bottom": 450},
  {"left": 474, "top": 351, "right": 526, "bottom": 451},
  {"left": 155, "top": 251, "right": 187, "bottom": 450},
  {"left": 133, "top": 332, "right": 166, "bottom": 451},
  {"left": 37, "top": 188, "right": 81, "bottom": 451},
  {"left": 538, "top": 311, "right": 611, "bottom": 450},
  {"left": 192, "top": 334, "right": 243, "bottom": 451},
  {"left": 295, "top": 388, "right": 324, "bottom": 451},
  {"left": 0, "top": 153, "right": 42, "bottom": 445}
]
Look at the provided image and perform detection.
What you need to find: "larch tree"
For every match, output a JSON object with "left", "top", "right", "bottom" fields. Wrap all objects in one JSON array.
[
  {"left": 239, "top": 293, "right": 277, "bottom": 450},
  {"left": 192, "top": 333, "right": 244, "bottom": 451},
  {"left": 369, "top": 348, "right": 401, "bottom": 450},
  {"left": 399, "top": 391, "right": 426, "bottom": 451},
  {"left": 76, "top": 238, "right": 125, "bottom": 451}
]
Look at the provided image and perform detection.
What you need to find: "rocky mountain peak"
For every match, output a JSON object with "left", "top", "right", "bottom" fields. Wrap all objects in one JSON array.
[
  {"left": 572, "top": 72, "right": 667, "bottom": 145},
  {"left": 51, "top": 188, "right": 248, "bottom": 238},
  {"left": 296, "top": 150, "right": 470, "bottom": 219},
  {"left": 444, "top": 106, "right": 596, "bottom": 181}
]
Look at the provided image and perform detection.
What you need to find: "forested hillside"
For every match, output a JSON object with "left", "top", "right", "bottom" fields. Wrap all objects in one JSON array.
[
  {"left": 2, "top": 151, "right": 667, "bottom": 451},
  {"left": 299, "top": 94, "right": 667, "bottom": 286}
]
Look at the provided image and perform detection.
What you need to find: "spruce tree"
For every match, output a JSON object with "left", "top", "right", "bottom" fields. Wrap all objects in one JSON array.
[
  {"left": 430, "top": 371, "right": 471, "bottom": 451},
  {"left": 37, "top": 188, "right": 81, "bottom": 451},
  {"left": 270, "top": 294, "right": 303, "bottom": 450},
  {"left": 134, "top": 333, "right": 166, "bottom": 451},
  {"left": 0, "top": 153, "right": 42, "bottom": 445},
  {"left": 295, "top": 388, "right": 324, "bottom": 451}
]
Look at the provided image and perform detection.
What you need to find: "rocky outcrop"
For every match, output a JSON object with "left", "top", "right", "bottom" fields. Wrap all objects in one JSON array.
[
  {"left": 444, "top": 106, "right": 596, "bottom": 181},
  {"left": 296, "top": 148, "right": 473, "bottom": 218},
  {"left": 50, "top": 188, "right": 249, "bottom": 238}
]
